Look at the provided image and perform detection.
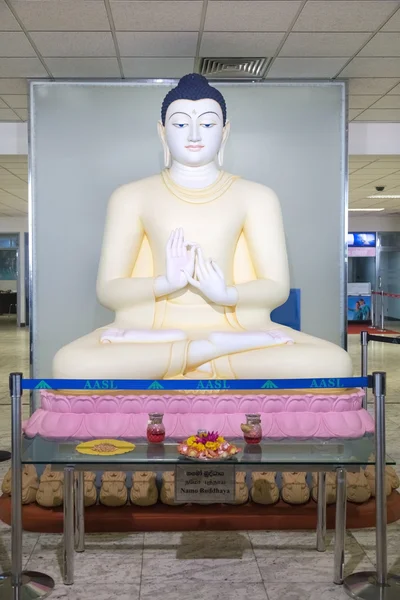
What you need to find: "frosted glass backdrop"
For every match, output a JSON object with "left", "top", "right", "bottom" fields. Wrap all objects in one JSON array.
[{"left": 30, "top": 81, "right": 346, "bottom": 378}]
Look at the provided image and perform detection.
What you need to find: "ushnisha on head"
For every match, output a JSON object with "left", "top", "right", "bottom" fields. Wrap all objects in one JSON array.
[{"left": 158, "top": 73, "right": 230, "bottom": 169}]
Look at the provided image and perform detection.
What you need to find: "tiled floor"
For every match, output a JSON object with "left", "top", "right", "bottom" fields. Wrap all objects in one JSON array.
[{"left": 0, "top": 316, "right": 400, "bottom": 600}]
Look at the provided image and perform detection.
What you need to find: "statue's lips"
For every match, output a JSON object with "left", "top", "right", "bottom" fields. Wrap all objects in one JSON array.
[{"left": 185, "top": 145, "right": 204, "bottom": 151}]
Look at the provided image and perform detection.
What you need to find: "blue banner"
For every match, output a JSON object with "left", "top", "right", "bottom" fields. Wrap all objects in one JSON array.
[{"left": 22, "top": 377, "right": 369, "bottom": 391}]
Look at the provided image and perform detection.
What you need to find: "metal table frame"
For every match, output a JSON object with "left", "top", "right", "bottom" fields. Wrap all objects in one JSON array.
[
  {"left": 1, "top": 370, "right": 396, "bottom": 600},
  {"left": 56, "top": 460, "right": 350, "bottom": 587}
]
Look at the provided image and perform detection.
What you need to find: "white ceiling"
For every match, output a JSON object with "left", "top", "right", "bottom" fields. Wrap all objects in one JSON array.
[
  {"left": 2, "top": 153, "right": 400, "bottom": 217},
  {"left": 0, "top": 154, "right": 28, "bottom": 217},
  {"left": 0, "top": 0, "right": 400, "bottom": 123}
]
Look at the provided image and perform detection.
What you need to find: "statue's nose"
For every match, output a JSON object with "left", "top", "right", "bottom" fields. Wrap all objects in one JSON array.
[{"left": 188, "top": 122, "right": 201, "bottom": 142}]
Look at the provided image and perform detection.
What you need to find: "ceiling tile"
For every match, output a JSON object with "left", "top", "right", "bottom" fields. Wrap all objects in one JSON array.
[
  {"left": 349, "top": 95, "right": 380, "bottom": 109},
  {"left": 117, "top": 32, "right": 197, "bottom": 57},
  {"left": 0, "top": 109, "right": 20, "bottom": 121},
  {"left": 359, "top": 33, "right": 400, "bottom": 57},
  {"left": 0, "top": 32, "right": 36, "bottom": 57},
  {"left": 200, "top": 32, "right": 284, "bottom": 58},
  {"left": 1, "top": 95, "right": 28, "bottom": 109},
  {"left": 11, "top": 1, "right": 110, "bottom": 31},
  {"left": 13, "top": 108, "right": 28, "bottom": 121},
  {"left": 293, "top": 1, "right": 399, "bottom": 32},
  {"left": 388, "top": 83, "right": 400, "bottom": 94},
  {"left": 122, "top": 57, "right": 194, "bottom": 77},
  {"left": 371, "top": 96, "right": 400, "bottom": 109},
  {"left": 348, "top": 78, "right": 400, "bottom": 95},
  {"left": 340, "top": 58, "right": 400, "bottom": 78},
  {"left": 0, "top": 58, "right": 48, "bottom": 77},
  {"left": 349, "top": 108, "right": 364, "bottom": 120},
  {"left": 280, "top": 32, "right": 370, "bottom": 57},
  {"left": 111, "top": 1, "right": 203, "bottom": 32},
  {"left": 0, "top": 3, "right": 21, "bottom": 31},
  {"left": 267, "top": 57, "right": 347, "bottom": 79},
  {"left": 204, "top": 1, "right": 302, "bottom": 32},
  {"left": 0, "top": 79, "right": 28, "bottom": 94},
  {"left": 30, "top": 32, "right": 116, "bottom": 57},
  {"left": 355, "top": 108, "right": 400, "bottom": 121},
  {"left": 0, "top": 99, "right": 7, "bottom": 109},
  {"left": 44, "top": 58, "right": 121, "bottom": 77},
  {"left": 382, "top": 8, "right": 400, "bottom": 31}
]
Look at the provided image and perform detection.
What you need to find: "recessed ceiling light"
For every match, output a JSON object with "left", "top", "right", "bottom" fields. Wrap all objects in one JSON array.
[
  {"left": 367, "top": 195, "right": 400, "bottom": 199},
  {"left": 348, "top": 208, "right": 385, "bottom": 212}
]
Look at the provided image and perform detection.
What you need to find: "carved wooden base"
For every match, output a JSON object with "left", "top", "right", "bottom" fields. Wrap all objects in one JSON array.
[{"left": 1, "top": 491, "right": 399, "bottom": 533}]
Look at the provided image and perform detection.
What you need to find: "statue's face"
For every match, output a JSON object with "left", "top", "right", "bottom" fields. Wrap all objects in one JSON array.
[{"left": 164, "top": 98, "right": 225, "bottom": 167}]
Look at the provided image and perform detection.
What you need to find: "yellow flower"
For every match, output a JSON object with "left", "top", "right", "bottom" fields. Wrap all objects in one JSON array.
[
  {"left": 217, "top": 436, "right": 224, "bottom": 444},
  {"left": 205, "top": 441, "right": 219, "bottom": 450},
  {"left": 194, "top": 442, "right": 205, "bottom": 451},
  {"left": 187, "top": 436, "right": 196, "bottom": 446}
]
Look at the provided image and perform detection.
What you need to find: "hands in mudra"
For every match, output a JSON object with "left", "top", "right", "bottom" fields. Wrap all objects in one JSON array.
[{"left": 155, "top": 228, "right": 238, "bottom": 306}]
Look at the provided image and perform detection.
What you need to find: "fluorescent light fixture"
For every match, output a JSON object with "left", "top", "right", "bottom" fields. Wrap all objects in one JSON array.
[
  {"left": 367, "top": 195, "right": 400, "bottom": 199},
  {"left": 348, "top": 208, "right": 385, "bottom": 212}
]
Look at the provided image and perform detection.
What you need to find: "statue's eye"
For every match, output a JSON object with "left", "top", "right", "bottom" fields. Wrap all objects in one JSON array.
[
  {"left": 173, "top": 123, "right": 188, "bottom": 128},
  {"left": 201, "top": 123, "right": 215, "bottom": 128}
]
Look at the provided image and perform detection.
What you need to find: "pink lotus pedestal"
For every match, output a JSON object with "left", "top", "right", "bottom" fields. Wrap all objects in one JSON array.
[{"left": 23, "top": 388, "right": 374, "bottom": 441}]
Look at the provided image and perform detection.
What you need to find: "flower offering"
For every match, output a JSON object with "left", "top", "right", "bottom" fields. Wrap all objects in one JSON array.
[{"left": 178, "top": 431, "right": 240, "bottom": 460}]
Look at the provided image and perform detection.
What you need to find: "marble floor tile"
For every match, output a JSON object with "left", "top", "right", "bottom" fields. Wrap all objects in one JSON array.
[
  {"left": 142, "top": 531, "right": 261, "bottom": 582},
  {"left": 249, "top": 530, "right": 334, "bottom": 551},
  {"left": 48, "top": 583, "right": 140, "bottom": 600},
  {"left": 265, "top": 582, "right": 350, "bottom": 600},
  {"left": 27, "top": 533, "right": 144, "bottom": 585},
  {"left": 251, "top": 531, "right": 373, "bottom": 583},
  {"left": 351, "top": 523, "right": 400, "bottom": 573},
  {"left": 140, "top": 580, "right": 269, "bottom": 600},
  {"left": 0, "top": 530, "right": 39, "bottom": 571}
]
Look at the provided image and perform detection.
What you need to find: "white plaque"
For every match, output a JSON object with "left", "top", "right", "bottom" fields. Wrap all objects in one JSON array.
[{"left": 175, "top": 464, "right": 236, "bottom": 504}]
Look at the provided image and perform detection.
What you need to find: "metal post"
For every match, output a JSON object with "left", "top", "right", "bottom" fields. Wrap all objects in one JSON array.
[
  {"left": 343, "top": 372, "right": 400, "bottom": 598},
  {"left": 371, "top": 291, "right": 375, "bottom": 329},
  {"left": 361, "top": 331, "right": 368, "bottom": 410},
  {"left": 334, "top": 467, "right": 347, "bottom": 585},
  {"left": 75, "top": 472, "right": 85, "bottom": 553},
  {"left": 375, "top": 372, "right": 387, "bottom": 585},
  {"left": 63, "top": 466, "right": 75, "bottom": 585},
  {"left": 316, "top": 472, "right": 326, "bottom": 552},
  {"left": 380, "top": 291, "right": 385, "bottom": 332},
  {"left": 11, "top": 373, "right": 23, "bottom": 593},
  {"left": 0, "top": 373, "right": 54, "bottom": 600}
]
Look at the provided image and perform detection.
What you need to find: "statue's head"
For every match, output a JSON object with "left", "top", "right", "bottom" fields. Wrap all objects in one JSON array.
[{"left": 158, "top": 73, "right": 230, "bottom": 169}]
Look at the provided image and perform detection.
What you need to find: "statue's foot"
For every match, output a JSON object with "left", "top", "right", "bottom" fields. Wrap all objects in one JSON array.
[
  {"left": 209, "top": 330, "right": 294, "bottom": 354},
  {"left": 281, "top": 472, "right": 310, "bottom": 505},
  {"left": 100, "top": 328, "right": 187, "bottom": 344},
  {"left": 364, "top": 466, "right": 398, "bottom": 498},
  {"left": 250, "top": 472, "right": 279, "bottom": 505},
  {"left": 2, "top": 465, "right": 39, "bottom": 505},
  {"left": 187, "top": 330, "right": 294, "bottom": 371},
  {"left": 346, "top": 472, "right": 371, "bottom": 504},
  {"left": 234, "top": 472, "right": 249, "bottom": 505},
  {"left": 99, "top": 472, "right": 128, "bottom": 507},
  {"left": 84, "top": 472, "right": 97, "bottom": 507},
  {"left": 160, "top": 472, "right": 184, "bottom": 505},
  {"left": 130, "top": 472, "right": 158, "bottom": 506},
  {"left": 311, "top": 473, "right": 337, "bottom": 505},
  {"left": 36, "top": 466, "right": 64, "bottom": 508}
]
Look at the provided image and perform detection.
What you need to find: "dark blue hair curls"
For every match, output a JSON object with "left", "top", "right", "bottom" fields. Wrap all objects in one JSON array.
[{"left": 161, "top": 73, "right": 227, "bottom": 125}]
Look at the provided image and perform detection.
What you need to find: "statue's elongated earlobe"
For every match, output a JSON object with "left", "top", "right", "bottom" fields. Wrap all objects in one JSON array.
[
  {"left": 157, "top": 121, "right": 172, "bottom": 169},
  {"left": 218, "top": 121, "right": 231, "bottom": 168}
]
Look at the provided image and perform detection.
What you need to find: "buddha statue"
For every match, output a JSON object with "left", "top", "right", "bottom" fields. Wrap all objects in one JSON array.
[{"left": 52, "top": 73, "right": 353, "bottom": 381}]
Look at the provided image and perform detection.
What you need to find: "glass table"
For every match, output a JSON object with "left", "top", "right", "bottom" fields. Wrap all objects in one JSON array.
[{"left": 21, "top": 434, "right": 395, "bottom": 587}]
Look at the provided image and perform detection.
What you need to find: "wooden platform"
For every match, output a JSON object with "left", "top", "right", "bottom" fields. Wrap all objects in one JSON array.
[{"left": 1, "top": 492, "right": 400, "bottom": 533}]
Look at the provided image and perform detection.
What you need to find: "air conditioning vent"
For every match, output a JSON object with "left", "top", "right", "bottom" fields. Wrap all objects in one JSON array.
[{"left": 199, "top": 57, "right": 270, "bottom": 79}]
